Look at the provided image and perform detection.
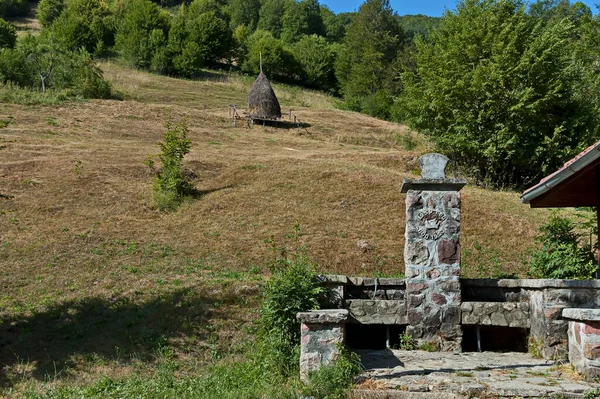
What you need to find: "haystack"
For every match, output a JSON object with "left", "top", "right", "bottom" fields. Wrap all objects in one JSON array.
[{"left": 247, "top": 71, "right": 281, "bottom": 120}]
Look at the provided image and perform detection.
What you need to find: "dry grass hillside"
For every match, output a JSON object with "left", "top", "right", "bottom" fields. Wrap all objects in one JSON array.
[{"left": 0, "top": 61, "right": 553, "bottom": 393}]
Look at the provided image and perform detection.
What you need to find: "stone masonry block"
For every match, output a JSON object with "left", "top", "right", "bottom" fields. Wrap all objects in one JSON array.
[
  {"left": 405, "top": 241, "right": 430, "bottom": 266},
  {"left": 438, "top": 240, "right": 460, "bottom": 265}
]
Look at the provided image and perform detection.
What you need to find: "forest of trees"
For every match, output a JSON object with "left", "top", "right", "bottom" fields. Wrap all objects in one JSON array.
[{"left": 1, "top": 0, "right": 600, "bottom": 189}]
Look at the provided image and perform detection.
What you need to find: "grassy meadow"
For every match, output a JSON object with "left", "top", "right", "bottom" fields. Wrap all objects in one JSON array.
[{"left": 0, "top": 61, "right": 553, "bottom": 396}]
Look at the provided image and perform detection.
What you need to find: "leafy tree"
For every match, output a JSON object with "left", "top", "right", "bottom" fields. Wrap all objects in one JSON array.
[
  {"left": 257, "top": 0, "right": 292, "bottom": 38},
  {"left": 185, "top": 7, "right": 231, "bottom": 65},
  {"left": 0, "top": 33, "right": 112, "bottom": 97},
  {"left": 46, "top": 0, "right": 114, "bottom": 54},
  {"left": 336, "top": 0, "right": 405, "bottom": 116},
  {"left": 231, "top": 23, "right": 250, "bottom": 64},
  {"left": 0, "top": 18, "right": 15, "bottom": 49},
  {"left": 228, "top": 0, "right": 260, "bottom": 31},
  {"left": 292, "top": 34, "right": 337, "bottom": 90},
  {"left": 528, "top": 0, "right": 591, "bottom": 24},
  {"left": 37, "top": 0, "right": 65, "bottom": 27},
  {"left": 320, "top": 7, "right": 353, "bottom": 42},
  {"left": 21, "top": 34, "right": 63, "bottom": 92},
  {"left": 396, "top": 0, "right": 598, "bottom": 188},
  {"left": 115, "top": 0, "right": 170, "bottom": 68},
  {"left": 397, "top": 14, "right": 440, "bottom": 38},
  {"left": 167, "top": 0, "right": 232, "bottom": 76},
  {"left": 280, "top": 0, "right": 325, "bottom": 44},
  {"left": 242, "top": 29, "right": 301, "bottom": 81}
]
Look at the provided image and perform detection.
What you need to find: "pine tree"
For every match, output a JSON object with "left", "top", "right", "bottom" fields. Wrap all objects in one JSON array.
[{"left": 335, "top": 0, "right": 404, "bottom": 116}]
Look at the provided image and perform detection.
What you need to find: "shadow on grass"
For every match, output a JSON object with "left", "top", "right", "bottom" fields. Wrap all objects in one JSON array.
[
  {"left": 250, "top": 119, "right": 312, "bottom": 129},
  {"left": 0, "top": 287, "right": 241, "bottom": 387},
  {"left": 189, "top": 184, "right": 236, "bottom": 199}
]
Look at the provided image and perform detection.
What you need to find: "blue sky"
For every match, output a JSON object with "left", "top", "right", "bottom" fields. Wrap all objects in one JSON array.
[{"left": 320, "top": 0, "right": 598, "bottom": 16}]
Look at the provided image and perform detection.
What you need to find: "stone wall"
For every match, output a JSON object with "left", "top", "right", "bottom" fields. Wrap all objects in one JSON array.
[
  {"left": 462, "top": 279, "right": 600, "bottom": 359},
  {"left": 564, "top": 308, "right": 600, "bottom": 380},
  {"left": 461, "top": 302, "right": 530, "bottom": 328},
  {"left": 347, "top": 300, "right": 407, "bottom": 324}
]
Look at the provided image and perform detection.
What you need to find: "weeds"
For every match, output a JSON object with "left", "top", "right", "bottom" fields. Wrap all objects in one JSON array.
[
  {"left": 399, "top": 332, "right": 417, "bottom": 350},
  {"left": 302, "top": 345, "right": 362, "bottom": 399}
]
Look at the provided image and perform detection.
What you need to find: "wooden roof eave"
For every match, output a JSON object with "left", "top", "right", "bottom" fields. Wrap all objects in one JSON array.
[{"left": 521, "top": 142, "right": 600, "bottom": 208}]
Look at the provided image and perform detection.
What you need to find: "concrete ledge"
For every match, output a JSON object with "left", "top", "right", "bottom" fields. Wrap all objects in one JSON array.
[
  {"left": 563, "top": 308, "right": 600, "bottom": 321},
  {"left": 462, "top": 278, "right": 600, "bottom": 289},
  {"left": 297, "top": 309, "right": 349, "bottom": 324},
  {"left": 400, "top": 178, "right": 467, "bottom": 193}
]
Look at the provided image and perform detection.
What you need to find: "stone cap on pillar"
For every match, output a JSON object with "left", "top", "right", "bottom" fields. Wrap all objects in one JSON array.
[
  {"left": 562, "top": 308, "right": 600, "bottom": 321},
  {"left": 297, "top": 309, "right": 349, "bottom": 324},
  {"left": 401, "top": 153, "right": 466, "bottom": 193}
]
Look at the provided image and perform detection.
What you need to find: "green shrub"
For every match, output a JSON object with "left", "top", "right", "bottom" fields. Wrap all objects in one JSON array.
[
  {"left": 146, "top": 120, "right": 194, "bottom": 211},
  {"left": 257, "top": 248, "right": 324, "bottom": 379},
  {"left": 528, "top": 213, "right": 597, "bottom": 279},
  {"left": 37, "top": 0, "right": 64, "bottom": 27},
  {"left": 0, "top": 18, "right": 15, "bottom": 49}
]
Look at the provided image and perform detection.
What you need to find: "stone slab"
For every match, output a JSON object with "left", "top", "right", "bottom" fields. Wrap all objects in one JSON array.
[
  {"left": 400, "top": 179, "right": 467, "bottom": 193},
  {"left": 563, "top": 308, "right": 600, "bottom": 321},
  {"left": 297, "top": 309, "right": 349, "bottom": 324},
  {"left": 357, "top": 349, "right": 600, "bottom": 398},
  {"left": 317, "top": 274, "right": 349, "bottom": 284}
]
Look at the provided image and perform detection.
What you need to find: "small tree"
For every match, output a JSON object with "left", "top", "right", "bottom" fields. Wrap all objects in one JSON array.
[
  {"left": 22, "top": 35, "right": 63, "bottom": 93},
  {"left": 146, "top": 120, "right": 194, "bottom": 210}
]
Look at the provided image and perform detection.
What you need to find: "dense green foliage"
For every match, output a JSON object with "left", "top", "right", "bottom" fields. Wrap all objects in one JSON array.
[
  {"left": 0, "top": 17, "right": 15, "bottom": 48},
  {"left": 115, "top": 0, "right": 169, "bottom": 68},
  {"left": 397, "top": 0, "right": 600, "bottom": 188},
  {"left": 37, "top": 0, "right": 64, "bottom": 27},
  {"left": 528, "top": 212, "right": 597, "bottom": 279},
  {"left": 0, "top": 33, "right": 112, "bottom": 98},
  {"left": 397, "top": 14, "right": 440, "bottom": 37},
  {"left": 146, "top": 120, "right": 194, "bottom": 211}
]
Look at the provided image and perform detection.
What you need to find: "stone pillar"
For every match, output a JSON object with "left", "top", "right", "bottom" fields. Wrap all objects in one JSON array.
[
  {"left": 401, "top": 153, "right": 466, "bottom": 351},
  {"left": 563, "top": 308, "right": 600, "bottom": 380},
  {"left": 297, "top": 309, "right": 348, "bottom": 382}
]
